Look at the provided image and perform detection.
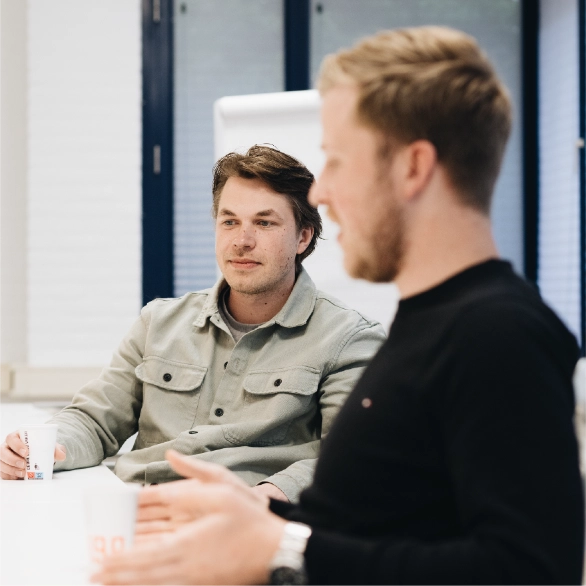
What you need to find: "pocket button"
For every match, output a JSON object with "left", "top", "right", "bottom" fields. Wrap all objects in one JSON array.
[
  {"left": 215, "top": 408, "right": 224, "bottom": 417},
  {"left": 163, "top": 373, "right": 172, "bottom": 382},
  {"left": 273, "top": 378, "right": 282, "bottom": 387}
]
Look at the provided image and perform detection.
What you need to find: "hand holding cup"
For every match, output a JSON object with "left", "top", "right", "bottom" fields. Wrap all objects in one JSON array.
[{"left": 0, "top": 428, "right": 66, "bottom": 480}]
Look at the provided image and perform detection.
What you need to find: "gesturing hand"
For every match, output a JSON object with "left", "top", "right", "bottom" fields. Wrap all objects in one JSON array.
[
  {"left": 95, "top": 451, "right": 286, "bottom": 585},
  {"left": 135, "top": 450, "right": 269, "bottom": 540}
]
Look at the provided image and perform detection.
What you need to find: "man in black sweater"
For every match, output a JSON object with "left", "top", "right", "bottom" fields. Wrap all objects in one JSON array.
[{"left": 97, "top": 26, "right": 584, "bottom": 585}]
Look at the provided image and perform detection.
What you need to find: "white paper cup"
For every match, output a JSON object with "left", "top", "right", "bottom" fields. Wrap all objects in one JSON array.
[
  {"left": 17, "top": 424, "right": 58, "bottom": 481},
  {"left": 84, "top": 485, "right": 140, "bottom": 568}
]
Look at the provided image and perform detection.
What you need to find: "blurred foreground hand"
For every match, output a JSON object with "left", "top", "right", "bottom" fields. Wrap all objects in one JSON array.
[
  {"left": 93, "top": 450, "right": 286, "bottom": 585},
  {"left": 134, "top": 450, "right": 285, "bottom": 541}
]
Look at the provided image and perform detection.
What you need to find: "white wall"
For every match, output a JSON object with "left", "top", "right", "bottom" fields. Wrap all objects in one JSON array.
[
  {"left": 1, "top": 0, "right": 28, "bottom": 367},
  {"left": 538, "top": 0, "right": 582, "bottom": 341},
  {"left": 26, "top": 0, "right": 142, "bottom": 367}
]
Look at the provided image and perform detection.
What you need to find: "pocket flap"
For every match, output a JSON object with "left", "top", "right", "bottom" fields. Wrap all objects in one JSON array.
[
  {"left": 135, "top": 357, "right": 207, "bottom": 391},
  {"left": 243, "top": 367, "right": 320, "bottom": 396}
]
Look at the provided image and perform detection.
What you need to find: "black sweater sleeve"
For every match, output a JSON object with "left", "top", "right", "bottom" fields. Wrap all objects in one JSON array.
[
  {"left": 301, "top": 303, "right": 583, "bottom": 585},
  {"left": 268, "top": 498, "right": 297, "bottom": 518}
]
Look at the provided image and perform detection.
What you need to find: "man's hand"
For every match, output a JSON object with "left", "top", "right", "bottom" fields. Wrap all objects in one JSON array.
[
  {"left": 253, "top": 482, "right": 289, "bottom": 502},
  {"left": 95, "top": 452, "right": 287, "bottom": 585},
  {"left": 0, "top": 431, "right": 66, "bottom": 480},
  {"left": 136, "top": 450, "right": 269, "bottom": 539}
]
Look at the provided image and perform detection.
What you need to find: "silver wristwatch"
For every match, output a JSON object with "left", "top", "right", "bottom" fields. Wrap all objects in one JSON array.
[{"left": 268, "top": 522, "right": 312, "bottom": 585}]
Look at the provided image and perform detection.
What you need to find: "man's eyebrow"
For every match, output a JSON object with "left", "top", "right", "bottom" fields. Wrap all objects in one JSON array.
[
  {"left": 217, "top": 208, "right": 284, "bottom": 220},
  {"left": 256, "top": 209, "right": 284, "bottom": 220}
]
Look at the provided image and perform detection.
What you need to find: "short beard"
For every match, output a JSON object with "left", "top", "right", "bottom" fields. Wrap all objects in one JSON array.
[
  {"left": 351, "top": 218, "right": 405, "bottom": 283},
  {"left": 350, "top": 172, "right": 406, "bottom": 283},
  {"left": 228, "top": 281, "right": 275, "bottom": 296}
]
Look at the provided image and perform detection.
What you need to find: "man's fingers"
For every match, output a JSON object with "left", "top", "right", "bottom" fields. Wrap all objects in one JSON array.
[
  {"left": 135, "top": 519, "right": 175, "bottom": 535},
  {"left": 96, "top": 534, "right": 181, "bottom": 585},
  {"left": 167, "top": 481, "right": 251, "bottom": 517},
  {"left": 136, "top": 503, "right": 171, "bottom": 523},
  {"left": 5, "top": 431, "right": 27, "bottom": 457},
  {"left": 0, "top": 469, "right": 24, "bottom": 480},
  {"left": 1, "top": 444, "right": 26, "bottom": 469},
  {"left": 138, "top": 485, "right": 166, "bottom": 507},
  {"left": 54, "top": 443, "right": 66, "bottom": 461},
  {"left": 2, "top": 433, "right": 28, "bottom": 480},
  {"left": 166, "top": 449, "right": 249, "bottom": 489},
  {"left": 95, "top": 563, "right": 179, "bottom": 586},
  {"left": 97, "top": 565, "right": 178, "bottom": 586},
  {"left": 165, "top": 449, "right": 226, "bottom": 482},
  {"left": 134, "top": 532, "right": 168, "bottom": 546},
  {"left": 0, "top": 443, "right": 27, "bottom": 480}
]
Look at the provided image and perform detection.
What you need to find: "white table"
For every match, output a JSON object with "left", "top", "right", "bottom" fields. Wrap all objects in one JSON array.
[{"left": 1, "top": 402, "right": 124, "bottom": 585}]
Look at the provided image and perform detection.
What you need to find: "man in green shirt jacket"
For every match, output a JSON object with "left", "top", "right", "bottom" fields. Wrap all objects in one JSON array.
[{"left": 0, "top": 145, "right": 385, "bottom": 502}]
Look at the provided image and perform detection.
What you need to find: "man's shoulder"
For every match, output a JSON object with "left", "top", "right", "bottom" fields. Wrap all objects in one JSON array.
[
  {"left": 312, "top": 289, "right": 385, "bottom": 333},
  {"left": 447, "top": 281, "right": 579, "bottom": 365},
  {"left": 452, "top": 276, "right": 565, "bottom": 333},
  {"left": 141, "top": 289, "right": 212, "bottom": 319}
]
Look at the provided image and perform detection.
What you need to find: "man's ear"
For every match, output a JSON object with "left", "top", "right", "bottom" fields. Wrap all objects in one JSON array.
[
  {"left": 401, "top": 140, "right": 437, "bottom": 202},
  {"left": 297, "top": 226, "right": 314, "bottom": 255}
]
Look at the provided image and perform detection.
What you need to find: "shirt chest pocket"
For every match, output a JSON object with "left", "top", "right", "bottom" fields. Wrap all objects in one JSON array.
[
  {"left": 135, "top": 357, "right": 207, "bottom": 445},
  {"left": 223, "top": 366, "right": 321, "bottom": 447},
  {"left": 243, "top": 366, "right": 320, "bottom": 399}
]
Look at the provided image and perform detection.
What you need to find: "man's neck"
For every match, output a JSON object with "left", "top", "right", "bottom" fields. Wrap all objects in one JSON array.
[
  {"left": 226, "top": 274, "right": 297, "bottom": 324},
  {"left": 394, "top": 200, "right": 499, "bottom": 299}
]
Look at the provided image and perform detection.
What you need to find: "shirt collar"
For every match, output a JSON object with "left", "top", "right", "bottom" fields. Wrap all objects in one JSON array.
[{"left": 193, "top": 267, "right": 317, "bottom": 329}]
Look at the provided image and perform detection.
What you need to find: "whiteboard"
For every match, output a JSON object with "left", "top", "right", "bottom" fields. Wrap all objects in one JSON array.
[{"left": 214, "top": 89, "right": 398, "bottom": 330}]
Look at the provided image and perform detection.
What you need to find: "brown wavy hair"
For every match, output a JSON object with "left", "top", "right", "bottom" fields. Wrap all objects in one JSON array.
[{"left": 212, "top": 145, "right": 322, "bottom": 270}]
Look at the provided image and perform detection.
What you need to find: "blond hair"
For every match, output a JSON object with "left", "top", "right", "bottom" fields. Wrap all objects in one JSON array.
[{"left": 318, "top": 26, "right": 512, "bottom": 213}]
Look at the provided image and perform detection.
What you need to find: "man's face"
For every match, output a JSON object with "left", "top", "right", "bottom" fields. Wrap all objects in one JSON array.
[
  {"left": 310, "top": 85, "right": 406, "bottom": 283},
  {"left": 215, "top": 176, "right": 311, "bottom": 296}
]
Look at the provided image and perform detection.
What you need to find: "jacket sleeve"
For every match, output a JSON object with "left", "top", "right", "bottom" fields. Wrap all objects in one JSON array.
[
  {"left": 50, "top": 308, "right": 149, "bottom": 471},
  {"left": 258, "top": 322, "right": 387, "bottom": 502},
  {"left": 288, "top": 306, "right": 584, "bottom": 585}
]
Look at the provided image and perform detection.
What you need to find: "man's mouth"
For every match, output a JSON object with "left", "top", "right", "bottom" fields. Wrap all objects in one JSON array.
[{"left": 228, "top": 259, "right": 261, "bottom": 269}]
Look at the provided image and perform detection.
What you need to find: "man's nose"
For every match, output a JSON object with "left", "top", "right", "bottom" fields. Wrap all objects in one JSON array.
[
  {"left": 233, "top": 225, "right": 255, "bottom": 247},
  {"left": 308, "top": 181, "right": 320, "bottom": 208},
  {"left": 308, "top": 178, "right": 328, "bottom": 208}
]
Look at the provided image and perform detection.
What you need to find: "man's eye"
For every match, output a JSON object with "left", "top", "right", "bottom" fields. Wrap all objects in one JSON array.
[
  {"left": 223, "top": 220, "right": 235, "bottom": 226},
  {"left": 258, "top": 220, "right": 272, "bottom": 227}
]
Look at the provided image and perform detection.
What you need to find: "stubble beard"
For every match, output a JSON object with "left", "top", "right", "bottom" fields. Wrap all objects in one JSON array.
[
  {"left": 224, "top": 254, "right": 297, "bottom": 297},
  {"left": 347, "top": 181, "right": 406, "bottom": 284}
]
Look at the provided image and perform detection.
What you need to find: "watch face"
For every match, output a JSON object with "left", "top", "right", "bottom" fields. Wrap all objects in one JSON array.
[{"left": 270, "top": 566, "right": 307, "bottom": 585}]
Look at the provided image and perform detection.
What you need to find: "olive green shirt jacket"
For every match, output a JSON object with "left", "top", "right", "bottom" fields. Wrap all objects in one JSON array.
[{"left": 51, "top": 269, "right": 386, "bottom": 501}]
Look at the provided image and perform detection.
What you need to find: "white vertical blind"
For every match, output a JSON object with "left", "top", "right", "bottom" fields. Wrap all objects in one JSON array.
[
  {"left": 538, "top": 0, "right": 581, "bottom": 341},
  {"left": 173, "top": 0, "right": 284, "bottom": 295},
  {"left": 0, "top": 0, "right": 28, "bottom": 364},
  {"left": 27, "top": 0, "right": 142, "bottom": 366}
]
